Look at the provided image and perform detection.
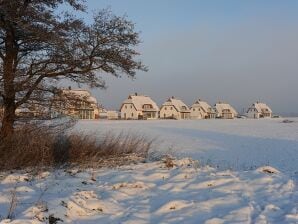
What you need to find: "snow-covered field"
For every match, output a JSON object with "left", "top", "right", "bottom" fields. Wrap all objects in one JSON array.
[
  {"left": 0, "top": 159, "right": 297, "bottom": 223},
  {"left": 0, "top": 118, "right": 298, "bottom": 223},
  {"left": 74, "top": 118, "right": 298, "bottom": 178}
]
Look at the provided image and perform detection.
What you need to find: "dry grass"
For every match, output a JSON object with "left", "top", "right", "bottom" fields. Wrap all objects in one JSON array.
[
  {"left": 0, "top": 125, "right": 153, "bottom": 171},
  {"left": 163, "top": 156, "right": 175, "bottom": 169},
  {"left": 6, "top": 186, "right": 18, "bottom": 219}
]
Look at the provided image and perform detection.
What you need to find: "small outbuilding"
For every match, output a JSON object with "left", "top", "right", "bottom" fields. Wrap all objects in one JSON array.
[{"left": 107, "top": 111, "right": 120, "bottom": 120}]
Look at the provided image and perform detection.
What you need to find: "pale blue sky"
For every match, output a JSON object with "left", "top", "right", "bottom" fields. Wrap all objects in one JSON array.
[{"left": 71, "top": 1, "right": 298, "bottom": 115}]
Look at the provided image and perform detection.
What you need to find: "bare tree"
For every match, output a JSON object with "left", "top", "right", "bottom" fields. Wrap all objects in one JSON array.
[{"left": 0, "top": 0, "right": 146, "bottom": 138}]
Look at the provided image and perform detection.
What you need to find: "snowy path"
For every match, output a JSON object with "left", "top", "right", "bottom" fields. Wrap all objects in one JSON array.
[
  {"left": 0, "top": 159, "right": 297, "bottom": 223},
  {"left": 73, "top": 118, "right": 298, "bottom": 178}
]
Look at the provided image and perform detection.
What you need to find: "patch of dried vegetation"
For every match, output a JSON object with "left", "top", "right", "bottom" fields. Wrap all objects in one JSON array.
[{"left": 0, "top": 125, "right": 153, "bottom": 171}]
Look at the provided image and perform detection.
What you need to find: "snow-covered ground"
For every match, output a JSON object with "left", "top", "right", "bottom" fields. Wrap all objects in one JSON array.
[
  {"left": 74, "top": 118, "right": 298, "bottom": 178},
  {"left": 0, "top": 159, "right": 297, "bottom": 223},
  {"left": 0, "top": 118, "right": 297, "bottom": 223}
]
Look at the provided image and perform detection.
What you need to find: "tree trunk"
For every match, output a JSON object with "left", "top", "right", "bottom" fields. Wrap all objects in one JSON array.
[
  {"left": 1, "top": 31, "right": 17, "bottom": 139},
  {"left": 0, "top": 101, "right": 16, "bottom": 139}
]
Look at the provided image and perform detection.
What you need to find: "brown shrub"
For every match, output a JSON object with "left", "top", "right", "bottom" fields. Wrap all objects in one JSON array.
[
  {"left": 0, "top": 125, "right": 153, "bottom": 171},
  {"left": 164, "top": 156, "right": 175, "bottom": 169}
]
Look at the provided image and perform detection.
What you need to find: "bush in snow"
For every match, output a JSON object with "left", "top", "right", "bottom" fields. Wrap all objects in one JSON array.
[{"left": 0, "top": 125, "right": 153, "bottom": 170}]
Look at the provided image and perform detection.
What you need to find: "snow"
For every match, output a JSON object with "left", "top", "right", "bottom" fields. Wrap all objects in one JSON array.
[
  {"left": 252, "top": 102, "right": 273, "bottom": 113},
  {"left": 0, "top": 118, "right": 297, "bottom": 223},
  {"left": 122, "top": 95, "right": 159, "bottom": 111},
  {"left": 214, "top": 102, "right": 238, "bottom": 116},
  {"left": 62, "top": 89, "right": 97, "bottom": 104},
  {"left": 0, "top": 159, "right": 297, "bottom": 223},
  {"left": 73, "top": 118, "right": 298, "bottom": 178},
  {"left": 162, "top": 97, "right": 190, "bottom": 112},
  {"left": 191, "top": 99, "right": 213, "bottom": 113}
]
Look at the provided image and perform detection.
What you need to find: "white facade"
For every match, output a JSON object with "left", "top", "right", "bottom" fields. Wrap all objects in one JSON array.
[
  {"left": 214, "top": 102, "right": 238, "bottom": 119},
  {"left": 120, "top": 94, "right": 159, "bottom": 120},
  {"left": 107, "top": 111, "right": 119, "bottom": 120},
  {"left": 247, "top": 102, "right": 272, "bottom": 119},
  {"left": 190, "top": 99, "right": 216, "bottom": 119},
  {"left": 53, "top": 89, "right": 99, "bottom": 119},
  {"left": 160, "top": 97, "right": 190, "bottom": 119}
]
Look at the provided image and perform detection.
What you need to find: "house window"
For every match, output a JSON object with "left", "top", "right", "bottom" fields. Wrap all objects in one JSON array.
[
  {"left": 170, "top": 107, "right": 173, "bottom": 110},
  {"left": 125, "top": 105, "right": 127, "bottom": 109},
  {"left": 130, "top": 105, "right": 133, "bottom": 109},
  {"left": 193, "top": 108, "right": 195, "bottom": 111},
  {"left": 165, "top": 107, "right": 167, "bottom": 110},
  {"left": 79, "top": 110, "right": 94, "bottom": 119},
  {"left": 143, "top": 104, "right": 153, "bottom": 109},
  {"left": 131, "top": 113, "right": 134, "bottom": 117}
]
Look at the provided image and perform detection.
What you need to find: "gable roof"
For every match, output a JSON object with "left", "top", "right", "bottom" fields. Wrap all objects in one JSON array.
[
  {"left": 122, "top": 94, "right": 159, "bottom": 111},
  {"left": 61, "top": 89, "right": 97, "bottom": 104},
  {"left": 191, "top": 99, "right": 213, "bottom": 113},
  {"left": 162, "top": 97, "right": 190, "bottom": 112},
  {"left": 250, "top": 102, "right": 272, "bottom": 113},
  {"left": 214, "top": 102, "right": 238, "bottom": 115}
]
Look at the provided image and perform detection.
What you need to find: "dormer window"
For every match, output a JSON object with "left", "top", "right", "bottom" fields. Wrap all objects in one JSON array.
[{"left": 143, "top": 104, "right": 153, "bottom": 109}]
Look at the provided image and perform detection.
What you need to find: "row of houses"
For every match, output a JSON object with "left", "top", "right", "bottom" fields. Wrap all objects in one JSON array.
[
  {"left": 0, "top": 89, "right": 274, "bottom": 120},
  {"left": 120, "top": 93, "right": 273, "bottom": 120}
]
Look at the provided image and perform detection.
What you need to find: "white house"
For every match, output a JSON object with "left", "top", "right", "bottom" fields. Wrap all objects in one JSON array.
[
  {"left": 214, "top": 102, "right": 238, "bottom": 119},
  {"left": 247, "top": 102, "right": 272, "bottom": 119},
  {"left": 120, "top": 93, "right": 159, "bottom": 120},
  {"left": 190, "top": 99, "right": 216, "bottom": 119},
  {"left": 160, "top": 97, "right": 190, "bottom": 119},
  {"left": 52, "top": 88, "right": 100, "bottom": 119}
]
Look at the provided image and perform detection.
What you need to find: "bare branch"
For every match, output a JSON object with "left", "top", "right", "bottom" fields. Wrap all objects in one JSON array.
[{"left": 0, "top": 1, "right": 146, "bottom": 137}]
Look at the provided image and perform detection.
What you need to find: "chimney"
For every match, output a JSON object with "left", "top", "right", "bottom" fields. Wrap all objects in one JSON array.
[
  {"left": 135, "top": 92, "right": 138, "bottom": 96},
  {"left": 68, "top": 86, "right": 71, "bottom": 90},
  {"left": 171, "top": 96, "right": 175, "bottom": 99}
]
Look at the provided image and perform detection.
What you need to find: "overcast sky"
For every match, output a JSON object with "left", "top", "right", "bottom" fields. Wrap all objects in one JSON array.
[{"left": 74, "top": 0, "right": 298, "bottom": 115}]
